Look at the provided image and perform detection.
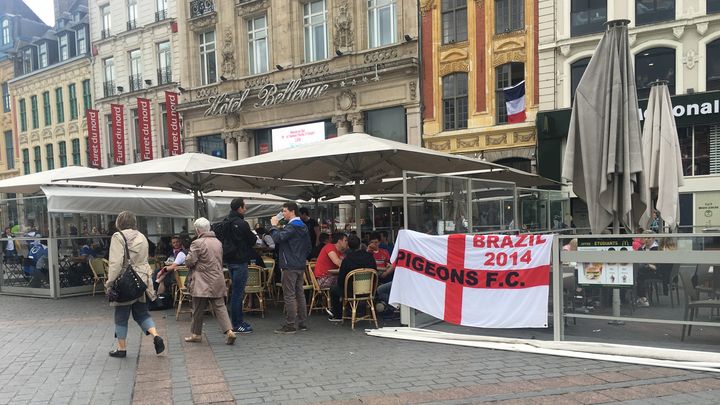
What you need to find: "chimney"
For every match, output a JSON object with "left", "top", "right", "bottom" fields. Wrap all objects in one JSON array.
[{"left": 53, "top": 0, "right": 74, "bottom": 22}]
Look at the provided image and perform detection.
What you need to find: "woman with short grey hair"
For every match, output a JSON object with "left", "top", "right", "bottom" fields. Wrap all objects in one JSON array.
[
  {"left": 184, "top": 217, "right": 236, "bottom": 344},
  {"left": 106, "top": 211, "right": 165, "bottom": 358}
]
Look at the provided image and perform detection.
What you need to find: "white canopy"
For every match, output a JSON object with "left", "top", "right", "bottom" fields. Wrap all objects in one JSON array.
[{"left": 0, "top": 166, "right": 102, "bottom": 194}]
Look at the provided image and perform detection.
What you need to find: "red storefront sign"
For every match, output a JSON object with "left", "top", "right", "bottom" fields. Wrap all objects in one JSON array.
[
  {"left": 137, "top": 98, "right": 154, "bottom": 161},
  {"left": 110, "top": 104, "right": 125, "bottom": 165},
  {"left": 86, "top": 109, "right": 102, "bottom": 168},
  {"left": 165, "top": 91, "right": 182, "bottom": 156}
]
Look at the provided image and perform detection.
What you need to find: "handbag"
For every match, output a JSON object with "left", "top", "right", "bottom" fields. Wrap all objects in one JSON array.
[{"left": 107, "top": 231, "right": 148, "bottom": 303}]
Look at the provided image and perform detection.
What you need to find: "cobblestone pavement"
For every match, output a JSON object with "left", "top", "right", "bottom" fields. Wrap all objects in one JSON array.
[{"left": 1, "top": 294, "right": 720, "bottom": 404}]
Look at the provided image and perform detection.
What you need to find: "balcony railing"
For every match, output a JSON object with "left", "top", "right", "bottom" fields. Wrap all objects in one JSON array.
[
  {"left": 190, "top": 0, "right": 215, "bottom": 18},
  {"left": 157, "top": 68, "right": 172, "bottom": 85},
  {"left": 103, "top": 81, "right": 115, "bottom": 97},
  {"left": 100, "top": 28, "right": 111, "bottom": 39},
  {"left": 127, "top": 20, "right": 137, "bottom": 31},
  {"left": 129, "top": 75, "right": 143, "bottom": 92},
  {"left": 155, "top": 9, "right": 168, "bottom": 21}
]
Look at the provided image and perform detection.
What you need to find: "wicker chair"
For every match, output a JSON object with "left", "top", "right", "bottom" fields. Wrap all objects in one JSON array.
[
  {"left": 243, "top": 264, "right": 266, "bottom": 317},
  {"left": 262, "top": 257, "right": 275, "bottom": 300},
  {"left": 306, "top": 263, "right": 331, "bottom": 315},
  {"left": 88, "top": 258, "right": 108, "bottom": 296},
  {"left": 342, "top": 268, "right": 379, "bottom": 329},
  {"left": 174, "top": 266, "right": 192, "bottom": 320}
]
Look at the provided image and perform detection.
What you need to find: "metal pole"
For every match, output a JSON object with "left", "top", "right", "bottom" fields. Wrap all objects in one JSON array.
[
  {"left": 552, "top": 234, "right": 563, "bottom": 340},
  {"left": 47, "top": 209, "right": 59, "bottom": 298},
  {"left": 354, "top": 181, "right": 361, "bottom": 233},
  {"left": 466, "top": 178, "right": 473, "bottom": 233}
]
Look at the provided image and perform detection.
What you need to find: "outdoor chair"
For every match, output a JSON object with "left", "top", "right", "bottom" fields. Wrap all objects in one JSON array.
[
  {"left": 669, "top": 264, "right": 681, "bottom": 307},
  {"left": 262, "top": 257, "right": 275, "bottom": 300},
  {"left": 678, "top": 264, "right": 720, "bottom": 341},
  {"left": 88, "top": 258, "right": 108, "bottom": 296},
  {"left": 174, "top": 266, "right": 192, "bottom": 320},
  {"left": 243, "top": 265, "right": 266, "bottom": 318},
  {"left": 306, "top": 262, "right": 331, "bottom": 315},
  {"left": 342, "top": 268, "right": 379, "bottom": 330}
]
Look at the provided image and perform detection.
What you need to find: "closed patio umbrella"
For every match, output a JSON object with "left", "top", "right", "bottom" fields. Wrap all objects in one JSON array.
[{"left": 639, "top": 81, "right": 684, "bottom": 230}]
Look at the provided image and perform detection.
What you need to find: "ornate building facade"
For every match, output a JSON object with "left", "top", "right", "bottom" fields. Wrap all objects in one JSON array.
[
  {"left": 420, "top": 0, "right": 539, "bottom": 171},
  {"left": 176, "top": 0, "right": 419, "bottom": 160}
]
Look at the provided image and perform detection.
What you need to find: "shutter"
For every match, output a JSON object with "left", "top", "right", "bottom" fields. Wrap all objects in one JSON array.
[{"left": 710, "top": 125, "right": 720, "bottom": 174}]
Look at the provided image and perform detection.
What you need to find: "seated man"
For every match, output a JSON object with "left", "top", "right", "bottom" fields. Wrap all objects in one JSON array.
[
  {"left": 328, "top": 235, "right": 376, "bottom": 321},
  {"left": 314, "top": 232, "right": 347, "bottom": 288},
  {"left": 155, "top": 236, "right": 187, "bottom": 295},
  {"left": 25, "top": 238, "right": 49, "bottom": 288},
  {"left": 368, "top": 232, "right": 396, "bottom": 317}
]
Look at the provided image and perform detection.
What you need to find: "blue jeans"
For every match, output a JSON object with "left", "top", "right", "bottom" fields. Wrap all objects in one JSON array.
[
  {"left": 228, "top": 262, "right": 248, "bottom": 329},
  {"left": 114, "top": 301, "right": 155, "bottom": 340}
]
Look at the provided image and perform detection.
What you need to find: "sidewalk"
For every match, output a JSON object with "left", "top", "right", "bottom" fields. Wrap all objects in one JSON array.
[{"left": 1, "top": 294, "right": 719, "bottom": 404}]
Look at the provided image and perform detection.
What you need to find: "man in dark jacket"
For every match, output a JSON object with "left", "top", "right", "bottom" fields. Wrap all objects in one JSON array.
[
  {"left": 224, "top": 198, "right": 259, "bottom": 334},
  {"left": 270, "top": 202, "right": 311, "bottom": 334},
  {"left": 328, "top": 234, "right": 376, "bottom": 321}
]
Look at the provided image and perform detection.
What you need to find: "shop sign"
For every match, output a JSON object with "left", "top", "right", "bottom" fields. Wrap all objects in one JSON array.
[
  {"left": 165, "top": 92, "right": 182, "bottom": 156},
  {"left": 695, "top": 191, "right": 720, "bottom": 228},
  {"left": 640, "top": 99, "right": 720, "bottom": 121},
  {"left": 271, "top": 121, "right": 325, "bottom": 151},
  {"left": 86, "top": 109, "right": 102, "bottom": 168},
  {"left": 576, "top": 238, "right": 634, "bottom": 286},
  {"left": 137, "top": 98, "right": 153, "bottom": 161},
  {"left": 110, "top": 104, "right": 125, "bottom": 165},
  {"left": 203, "top": 79, "right": 330, "bottom": 117}
]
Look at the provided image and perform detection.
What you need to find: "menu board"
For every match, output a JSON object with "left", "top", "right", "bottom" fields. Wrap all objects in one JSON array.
[{"left": 576, "top": 238, "right": 634, "bottom": 286}]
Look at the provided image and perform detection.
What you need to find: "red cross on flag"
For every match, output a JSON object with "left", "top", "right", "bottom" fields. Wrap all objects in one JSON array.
[{"left": 388, "top": 230, "right": 553, "bottom": 328}]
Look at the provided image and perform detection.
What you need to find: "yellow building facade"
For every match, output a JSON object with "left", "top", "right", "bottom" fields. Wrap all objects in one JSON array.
[
  {"left": 0, "top": 58, "right": 19, "bottom": 180},
  {"left": 420, "top": 0, "right": 538, "bottom": 169}
]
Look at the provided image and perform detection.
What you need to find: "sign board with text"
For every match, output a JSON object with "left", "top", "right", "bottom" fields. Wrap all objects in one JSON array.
[
  {"left": 576, "top": 238, "right": 634, "bottom": 286},
  {"left": 271, "top": 121, "right": 325, "bottom": 151}
]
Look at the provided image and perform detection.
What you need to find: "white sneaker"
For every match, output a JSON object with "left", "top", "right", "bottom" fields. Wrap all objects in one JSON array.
[{"left": 325, "top": 308, "right": 334, "bottom": 317}]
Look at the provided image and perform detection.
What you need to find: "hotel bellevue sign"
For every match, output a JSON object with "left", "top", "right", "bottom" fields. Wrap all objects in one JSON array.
[{"left": 203, "top": 79, "right": 330, "bottom": 117}]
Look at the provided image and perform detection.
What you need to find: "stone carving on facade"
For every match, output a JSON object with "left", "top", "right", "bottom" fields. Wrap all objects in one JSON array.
[
  {"left": 696, "top": 22, "right": 709, "bottom": 35},
  {"left": 235, "top": 130, "right": 251, "bottom": 144},
  {"left": 409, "top": 81, "right": 417, "bottom": 100},
  {"left": 224, "top": 112, "right": 242, "bottom": 129},
  {"left": 336, "top": 90, "right": 356, "bottom": 111},
  {"left": 419, "top": 0, "right": 435, "bottom": 16},
  {"left": 439, "top": 61, "right": 470, "bottom": 76},
  {"left": 429, "top": 140, "right": 450, "bottom": 151},
  {"left": 492, "top": 50, "right": 525, "bottom": 67},
  {"left": 221, "top": 26, "right": 236, "bottom": 77},
  {"left": 457, "top": 137, "right": 479, "bottom": 149},
  {"left": 301, "top": 63, "right": 330, "bottom": 77},
  {"left": 54, "top": 127, "right": 65, "bottom": 137},
  {"left": 221, "top": 131, "right": 238, "bottom": 143},
  {"left": 236, "top": 0, "right": 268, "bottom": 17},
  {"left": 348, "top": 112, "right": 364, "bottom": 127},
  {"left": 439, "top": 46, "right": 468, "bottom": 63},
  {"left": 331, "top": 114, "right": 348, "bottom": 129},
  {"left": 30, "top": 132, "right": 40, "bottom": 142},
  {"left": 494, "top": 35, "right": 525, "bottom": 53},
  {"left": 559, "top": 45, "right": 570, "bottom": 56},
  {"left": 683, "top": 49, "right": 698, "bottom": 69},
  {"left": 188, "top": 12, "right": 217, "bottom": 32},
  {"left": 245, "top": 74, "right": 270, "bottom": 88},
  {"left": 333, "top": 1, "right": 353, "bottom": 50},
  {"left": 69, "top": 122, "right": 79, "bottom": 133},
  {"left": 672, "top": 26, "right": 685, "bottom": 39},
  {"left": 363, "top": 48, "right": 398, "bottom": 63},
  {"left": 42, "top": 129, "right": 53, "bottom": 139},
  {"left": 486, "top": 133, "right": 507, "bottom": 146},
  {"left": 19, "top": 134, "right": 27, "bottom": 145},
  {"left": 513, "top": 131, "right": 535, "bottom": 144},
  {"left": 197, "top": 86, "right": 219, "bottom": 99}
]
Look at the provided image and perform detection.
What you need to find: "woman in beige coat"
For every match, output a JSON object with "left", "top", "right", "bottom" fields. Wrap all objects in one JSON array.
[
  {"left": 106, "top": 211, "right": 165, "bottom": 358},
  {"left": 184, "top": 217, "right": 236, "bottom": 345}
]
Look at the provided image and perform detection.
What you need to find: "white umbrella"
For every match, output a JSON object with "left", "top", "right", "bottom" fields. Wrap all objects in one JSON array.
[
  {"left": 639, "top": 81, "right": 684, "bottom": 230},
  {"left": 0, "top": 166, "right": 101, "bottom": 194}
]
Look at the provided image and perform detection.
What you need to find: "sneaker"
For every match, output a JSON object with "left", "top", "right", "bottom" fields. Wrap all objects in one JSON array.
[
  {"left": 225, "top": 330, "right": 236, "bottom": 345},
  {"left": 274, "top": 325, "right": 297, "bottom": 334},
  {"left": 153, "top": 336, "right": 165, "bottom": 354},
  {"left": 234, "top": 322, "right": 253, "bottom": 334},
  {"left": 325, "top": 308, "right": 334, "bottom": 318},
  {"left": 375, "top": 302, "right": 386, "bottom": 313},
  {"left": 636, "top": 297, "right": 650, "bottom": 307},
  {"left": 298, "top": 323, "right": 308, "bottom": 331},
  {"left": 328, "top": 316, "right": 342, "bottom": 322}
]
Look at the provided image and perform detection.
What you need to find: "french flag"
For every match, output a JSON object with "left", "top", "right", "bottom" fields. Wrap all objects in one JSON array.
[{"left": 504, "top": 80, "right": 526, "bottom": 123}]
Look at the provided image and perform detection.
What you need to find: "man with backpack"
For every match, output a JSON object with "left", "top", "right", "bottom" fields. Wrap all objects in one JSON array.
[
  {"left": 270, "top": 202, "right": 311, "bottom": 334},
  {"left": 214, "top": 198, "right": 258, "bottom": 334}
]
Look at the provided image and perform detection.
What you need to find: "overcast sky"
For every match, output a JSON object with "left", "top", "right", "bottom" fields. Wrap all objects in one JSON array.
[{"left": 25, "top": 0, "right": 55, "bottom": 26}]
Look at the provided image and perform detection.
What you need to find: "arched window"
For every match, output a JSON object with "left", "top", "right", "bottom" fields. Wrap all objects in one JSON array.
[
  {"left": 635, "top": 47, "right": 675, "bottom": 99},
  {"left": 635, "top": 0, "right": 675, "bottom": 25},
  {"left": 496, "top": 62, "right": 524, "bottom": 124},
  {"left": 1, "top": 20, "right": 9, "bottom": 45},
  {"left": 571, "top": 0, "right": 607, "bottom": 37},
  {"left": 570, "top": 57, "right": 591, "bottom": 104},
  {"left": 442, "top": 73, "right": 468, "bottom": 131},
  {"left": 708, "top": 38, "right": 720, "bottom": 91}
]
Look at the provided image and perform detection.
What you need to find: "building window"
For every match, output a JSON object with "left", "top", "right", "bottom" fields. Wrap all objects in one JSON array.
[
  {"left": 101, "top": 4, "right": 111, "bottom": 38},
  {"left": 33, "top": 146, "right": 41, "bottom": 172},
  {"left": 58, "top": 141, "right": 67, "bottom": 167},
  {"left": 710, "top": 0, "right": 720, "bottom": 13},
  {"left": 71, "top": 138, "right": 81, "bottom": 165},
  {"left": 679, "top": 125, "right": 720, "bottom": 176},
  {"left": 103, "top": 57, "right": 115, "bottom": 97},
  {"left": 635, "top": 0, "right": 675, "bottom": 25},
  {"left": 198, "top": 134, "right": 225, "bottom": 158},
  {"left": 570, "top": 57, "right": 590, "bottom": 104},
  {"left": 156, "top": 0, "right": 169, "bottom": 21},
  {"left": 571, "top": 0, "right": 606, "bottom": 37},
  {"left": 39, "top": 43, "right": 48, "bottom": 68},
  {"left": 495, "top": 0, "right": 524, "bottom": 34},
  {"left": 157, "top": 41, "right": 172, "bottom": 84},
  {"left": 69, "top": 83, "right": 78, "bottom": 119},
  {"left": 46, "top": 144, "right": 54, "bottom": 170},
  {"left": 31, "top": 95, "right": 39, "bottom": 129},
  {"left": 368, "top": 0, "right": 396, "bottom": 48},
  {"left": 635, "top": 47, "right": 675, "bottom": 99},
  {"left": 21, "top": 48, "right": 34, "bottom": 74},
  {"left": 366, "top": 106, "right": 406, "bottom": 142},
  {"left": 55, "top": 87, "right": 64, "bottom": 124},
  {"left": 1, "top": 82, "right": 9, "bottom": 113},
  {"left": 4, "top": 131, "right": 13, "bottom": 170},
  {"left": 248, "top": 15, "right": 269, "bottom": 75},
  {"left": 129, "top": 49, "right": 142, "bottom": 91},
  {"left": 708, "top": 39, "right": 720, "bottom": 91},
  {"left": 496, "top": 62, "right": 524, "bottom": 124},
  {"left": 82, "top": 80, "right": 91, "bottom": 112},
  {"left": 442, "top": 73, "right": 468, "bottom": 131},
  {"left": 19, "top": 99, "right": 27, "bottom": 132},
  {"left": 127, "top": 0, "right": 138, "bottom": 30},
  {"left": 42, "top": 91, "right": 51, "bottom": 126},
  {"left": 441, "top": 0, "right": 467, "bottom": 44},
  {"left": 76, "top": 27, "right": 87, "bottom": 54},
  {"left": 303, "top": 0, "right": 328, "bottom": 62},
  {"left": 59, "top": 34, "right": 69, "bottom": 61},
  {"left": 1, "top": 20, "right": 9, "bottom": 45},
  {"left": 199, "top": 31, "right": 217, "bottom": 85},
  {"left": 22, "top": 149, "right": 29, "bottom": 174}
]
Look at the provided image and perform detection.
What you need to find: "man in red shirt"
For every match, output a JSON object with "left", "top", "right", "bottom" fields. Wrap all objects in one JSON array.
[
  {"left": 314, "top": 232, "right": 347, "bottom": 288},
  {"left": 368, "top": 232, "right": 391, "bottom": 273}
]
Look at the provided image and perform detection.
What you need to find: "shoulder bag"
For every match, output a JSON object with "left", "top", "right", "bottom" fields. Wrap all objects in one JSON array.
[{"left": 107, "top": 231, "right": 148, "bottom": 303}]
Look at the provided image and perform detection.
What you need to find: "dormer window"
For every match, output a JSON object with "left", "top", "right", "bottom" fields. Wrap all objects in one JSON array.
[
  {"left": 1, "top": 20, "right": 9, "bottom": 45},
  {"left": 59, "top": 34, "right": 69, "bottom": 61},
  {"left": 77, "top": 27, "right": 87, "bottom": 54},
  {"left": 21, "top": 48, "right": 34, "bottom": 74},
  {"left": 39, "top": 43, "right": 48, "bottom": 68}
]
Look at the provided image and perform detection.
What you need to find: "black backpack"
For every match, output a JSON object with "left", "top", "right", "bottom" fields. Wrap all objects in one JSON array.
[{"left": 211, "top": 217, "right": 240, "bottom": 260}]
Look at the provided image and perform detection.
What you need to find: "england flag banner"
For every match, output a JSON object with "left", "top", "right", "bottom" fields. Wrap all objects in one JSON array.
[{"left": 388, "top": 230, "right": 553, "bottom": 328}]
